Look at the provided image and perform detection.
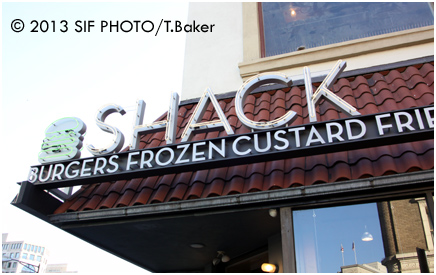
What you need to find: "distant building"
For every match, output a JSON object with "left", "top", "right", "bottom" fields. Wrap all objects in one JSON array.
[
  {"left": 46, "top": 263, "right": 78, "bottom": 273},
  {"left": 340, "top": 262, "right": 387, "bottom": 273},
  {"left": 378, "top": 198, "right": 434, "bottom": 272},
  {"left": 2, "top": 233, "right": 50, "bottom": 273}
]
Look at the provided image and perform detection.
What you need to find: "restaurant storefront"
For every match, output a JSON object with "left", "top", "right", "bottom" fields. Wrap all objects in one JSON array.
[{"left": 12, "top": 2, "right": 434, "bottom": 273}]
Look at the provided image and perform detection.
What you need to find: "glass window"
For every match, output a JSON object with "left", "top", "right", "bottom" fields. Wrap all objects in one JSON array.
[
  {"left": 15, "top": 252, "right": 19, "bottom": 259},
  {"left": 30, "top": 245, "right": 34, "bottom": 252},
  {"left": 22, "top": 265, "right": 34, "bottom": 273},
  {"left": 36, "top": 256, "right": 42, "bottom": 262},
  {"left": 38, "top": 246, "right": 41, "bottom": 253},
  {"left": 41, "top": 247, "right": 45, "bottom": 255},
  {"left": 293, "top": 203, "right": 386, "bottom": 273},
  {"left": 12, "top": 262, "right": 17, "bottom": 268},
  {"left": 22, "top": 253, "right": 28, "bottom": 259},
  {"left": 261, "top": 2, "right": 434, "bottom": 57},
  {"left": 293, "top": 196, "right": 434, "bottom": 273},
  {"left": 29, "top": 254, "right": 35, "bottom": 261},
  {"left": 23, "top": 243, "right": 27, "bottom": 250}
]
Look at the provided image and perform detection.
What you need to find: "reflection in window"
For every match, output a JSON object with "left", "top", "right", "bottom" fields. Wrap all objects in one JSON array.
[
  {"left": 378, "top": 197, "right": 434, "bottom": 273},
  {"left": 293, "top": 203, "right": 385, "bottom": 273},
  {"left": 261, "top": 2, "right": 434, "bottom": 57},
  {"left": 293, "top": 197, "right": 434, "bottom": 273}
]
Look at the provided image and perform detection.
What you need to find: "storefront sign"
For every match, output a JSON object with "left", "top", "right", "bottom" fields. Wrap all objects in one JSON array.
[
  {"left": 39, "top": 60, "right": 358, "bottom": 163},
  {"left": 28, "top": 60, "right": 434, "bottom": 189},
  {"left": 28, "top": 105, "right": 433, "bottom": 188}
]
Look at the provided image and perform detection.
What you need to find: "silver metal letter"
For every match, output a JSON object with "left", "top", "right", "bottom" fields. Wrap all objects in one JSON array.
[
  {"left": 87, "top": 104, "right": 126, "bottom": 156},
  {"left": 235, "top": 73, "right": 296, "bottom": 130},
  {"left": 181, "top": 88, "right": 234, "bottom": 142},
  {"left": 305, "top": 60, "right": 361, "bottom": 122},
  {"left": 131, "top": 92, "right": 179, "bottom": 149}
]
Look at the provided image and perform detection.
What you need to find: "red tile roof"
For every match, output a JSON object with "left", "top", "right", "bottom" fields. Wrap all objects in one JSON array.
[{"left": 54, "top": 63, "right": 434, "bottom": 214}]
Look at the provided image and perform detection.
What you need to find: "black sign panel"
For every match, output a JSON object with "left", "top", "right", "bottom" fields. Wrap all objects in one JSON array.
[{"left": 28, "top": 106, "right": 434, "bottom": 189}]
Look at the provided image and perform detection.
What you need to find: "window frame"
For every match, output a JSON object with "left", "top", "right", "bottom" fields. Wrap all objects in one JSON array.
[
  {"left": 275, "top": 170, "right": 434, "bottom": 273},
  {"left": 259, "top": 2, "right": 434, "bottom": 58},
  {"left": 281, "top": 194, "right": 435, "bottom": 272},
  {"left": 239, "top": 3, "right": 434, "bottom": 80}
]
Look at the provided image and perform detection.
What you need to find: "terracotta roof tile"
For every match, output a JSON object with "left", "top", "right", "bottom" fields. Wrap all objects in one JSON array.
[
  {"left": 226, "top": 165, "right": 247, "bottom": 180},
  {"left": 246, "top": 162, "right": 265, "bottom": 178},
  {"left": 67, "top": 197, "right": 88, "bottom": 212},
  {"left": 80, "top": 195, "right": 103, "bottom": 211},
  {"left": 131, "top": 188, "right": 153, "bottom": 206},
  {"left": 206, "top": 167, "right": 228, "bottom": 182},
  {"left": 284, "top": 168, "right": 305, "bottom": 187},
  {"left": 121, "top": 178, "right": 144, "bottom": 193},
  {"left": 98, "top": 192, "right": 119, "bottom": 209},
  {"left": 55, "top": 62, "right": 434, "bottom": 213},
  {"left": 371, "top": 79, "right": 391, "bottom": 96},
  {"left": 326, "top": 151, "right": 348, "bottom": 167},
  {"left": 173, "top": 172, "right": 193, "bottom": 186},
  {"left": 53, "top": 197, "right": 77, "bottom": 214},
  {"left": 305, "top": 165, "right": 329, "bottom": 185},
  {"left": 367, "top": 72, "right": 385, "bottom": 87},
  {"left": 149, "top": 185, "right": 171, "bottom": 204},
  {"left": 223, "top": 176, "right": 245, "bottom": 195},
  {"left": 114, "top": 189, "right": 136, "bottom": 207},
  {"left": 417, "top": 93, "right": 434, "bottom": 106},
  {"left": 284, "top": 157, "right": 306, "bottom": 174},
  {"left": 75, "top": 184, "right": 96, "bottom": 199},
  {"left": 329, "top": 162, "right": 352, "bottom": 182},
  {"left": 191, "top": 170, "right": 209, "bottom": 184},
  {"left": 139, "top": 175, "right": 159, "bottom": 190},
  {"left": 244, "top": 173, "right": 264, "bottom": 193},
  {"left": 158, "top": 174, "right": 176, "bottom": 188},
  {"left": 105, "top": 180, "right": 127, "bottom": 195},
  {"left": 264, "top": 170, "right": 285, "bottom": 190},
  {"left": 350, "top": 158, "right": 375, "bottom": 179},
  {"left": 350, "top": 76, "right": 370, "bottom": 90},
  {"left": 355, "top": 92, "right": 378, "bottom": 112},
  {"left": 203, "top": 178, "right": 225, "bottom": 198},
  {"left": 384, "top": 69, "right": 404, "bottom": 84},
  {"left": 166, "top": 184, "right": 188, "bottom": 202},
  {"left": 92, "top": 182, "right": 112, "bottom": 196},
  {"left": 184, "top": 182, "right": 205, "bottom": 200}
]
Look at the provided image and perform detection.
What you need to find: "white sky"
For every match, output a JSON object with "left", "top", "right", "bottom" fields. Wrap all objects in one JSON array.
[{"left": 2, "top": 2, "right": 189, "bottom": 273}]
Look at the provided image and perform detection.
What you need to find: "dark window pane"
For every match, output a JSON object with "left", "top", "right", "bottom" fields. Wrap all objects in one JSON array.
[{"left": 262, "top": 2, "right": 434, "bottom": 57}]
